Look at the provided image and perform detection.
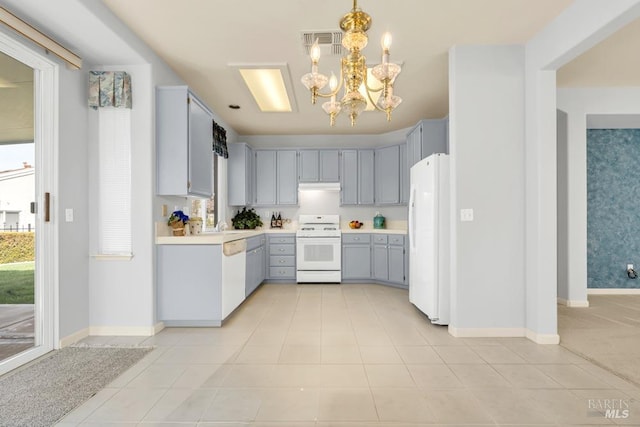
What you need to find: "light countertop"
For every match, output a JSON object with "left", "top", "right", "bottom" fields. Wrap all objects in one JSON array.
[{"left": 156, "top": 221, "right": 407, "bottom": 245}]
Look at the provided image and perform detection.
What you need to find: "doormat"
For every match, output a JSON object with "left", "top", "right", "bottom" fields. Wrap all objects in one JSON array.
[{"left": 0, "top": 346, "right": 152, "bottom": 427}]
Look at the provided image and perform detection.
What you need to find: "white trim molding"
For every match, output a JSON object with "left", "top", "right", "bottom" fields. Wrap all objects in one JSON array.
[
  {"left": 588, "top": 288, "right": 640, "bottom": 295},
  {"left": 526, "top": 329, "right": 560, "bottom": 345},
  {"left": 89, "top": 326, "right": 157, "bottom": 336},
  {"left": 59, "top": 327, "right": 89, "bottom": 348},
  {"left": 448, "top": 326, "right": 560, "bottom": 344},
  {"left": 448, "top": 326, "right": 526, "bottom": 338},
  {"left": 557, "top": 298, "right": 590, "bottom": 307},
  {"left": 154, "top": 322, "right": 165, "bottom": 335}
]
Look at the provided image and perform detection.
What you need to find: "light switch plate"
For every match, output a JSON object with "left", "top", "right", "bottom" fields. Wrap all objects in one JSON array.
[
  {"left": 65, "top": 208, "right": 74, "bottom": 222},
  {"left": 460, "top": 208, "right": 474, "bottom": 222}
]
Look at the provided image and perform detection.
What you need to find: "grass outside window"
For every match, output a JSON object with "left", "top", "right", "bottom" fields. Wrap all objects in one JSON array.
[{"left": 0, "top": 262, "right": 34, "bottom": 304}]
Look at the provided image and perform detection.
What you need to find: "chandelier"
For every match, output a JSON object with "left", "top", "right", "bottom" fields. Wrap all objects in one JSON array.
[{"left": 301, "top": 0, "right": 402, "bottom": 126}]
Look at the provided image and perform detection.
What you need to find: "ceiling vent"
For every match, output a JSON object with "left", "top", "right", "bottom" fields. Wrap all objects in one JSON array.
[{"left": 301, "top": 31, "right": 343, "bottom": 57}]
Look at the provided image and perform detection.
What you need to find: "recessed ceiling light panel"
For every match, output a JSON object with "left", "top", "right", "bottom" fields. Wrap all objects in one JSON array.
[{"left": 230, "top": 64, "right": 297, "bottom": 113}]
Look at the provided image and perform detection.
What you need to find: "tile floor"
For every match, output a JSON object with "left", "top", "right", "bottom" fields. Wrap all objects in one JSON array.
[
  {"left": 559, "top": 295, "right": 640, "bottom": 387},
  {"left": 56, "top": 284, "right": 640, "bottom": 426}
]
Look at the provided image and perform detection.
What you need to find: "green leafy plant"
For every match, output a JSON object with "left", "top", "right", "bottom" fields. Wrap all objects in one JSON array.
[{"left": 231, "top": 207, "right": 263, "bottom": 229}]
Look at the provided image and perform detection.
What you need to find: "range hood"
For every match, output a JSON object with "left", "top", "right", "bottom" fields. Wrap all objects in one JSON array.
[{"left": 298, "top": 182, "right": 341, "bottom": 192}]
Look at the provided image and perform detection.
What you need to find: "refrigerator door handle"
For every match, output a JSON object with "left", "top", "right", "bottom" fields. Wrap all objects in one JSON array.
[{"left": 408, "top": 185, "right": 416, "bottom": 251}]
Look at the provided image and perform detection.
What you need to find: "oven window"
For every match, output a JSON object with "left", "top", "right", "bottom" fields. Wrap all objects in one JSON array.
[{"left": 304, "top": 244, "right": 334, "bottom": 262}]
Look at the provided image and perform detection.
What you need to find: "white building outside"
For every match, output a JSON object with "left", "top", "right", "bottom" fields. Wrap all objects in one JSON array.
[{"left": 0, "top": 164, "right": 35, "bottom": 231}]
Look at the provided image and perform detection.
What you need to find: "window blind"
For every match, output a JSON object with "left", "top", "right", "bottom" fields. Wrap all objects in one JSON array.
[{"left": 97, "top": 108, "right": 132, "bottom": 255}]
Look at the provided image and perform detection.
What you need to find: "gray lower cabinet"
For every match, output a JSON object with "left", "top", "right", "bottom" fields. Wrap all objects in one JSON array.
[
  {"left": 342, "top": 234, "right": 371, "bottom": 279},
  {"left": 156, "top": 86, "right": 214, "bottom": 197},
  {"left": 245, "top": 235, "right": 266, "bottom": 297},
  {"left": 267, "top": 234, "right": 296, "bottom": 280},
  {"left": 340, "top": 149, "right": 374, "bottom": 205},
  {"left": 371, "top": 234, "right": 407, "bottom": 288},
  {"left": 227, "top": 142, "right": 253, "bottom": 206}
]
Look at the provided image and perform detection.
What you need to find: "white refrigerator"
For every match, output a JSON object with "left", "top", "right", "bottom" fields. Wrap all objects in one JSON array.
[{"left": 409, "top": 153, "right": 450, "bottom": 325}]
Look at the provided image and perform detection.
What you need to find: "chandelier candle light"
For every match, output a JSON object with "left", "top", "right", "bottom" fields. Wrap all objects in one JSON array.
[{"left": 301, "top": 0, "right": 402, "bottom": 126}]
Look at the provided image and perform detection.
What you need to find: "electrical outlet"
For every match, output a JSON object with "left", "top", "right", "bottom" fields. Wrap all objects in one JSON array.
[
  {"left": 161, "top": 204, "right": 168, "bottom": 217},
  {"left": 65, "top": 208, "right": 74, "bottom": 222},
  {"left": 628, "top": 264, "right": 634, "bottom": 271},
  {"left": 460, "top": 208, "right": 474, "bottom": 222}
]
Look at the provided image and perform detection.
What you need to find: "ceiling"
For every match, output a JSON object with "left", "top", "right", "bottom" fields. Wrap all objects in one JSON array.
[
  {"left": 101, "top": 0, "right": 576, "bottom": 136},
  {"left": 0, "top": 51, "right": 33, "bottom": 145}
]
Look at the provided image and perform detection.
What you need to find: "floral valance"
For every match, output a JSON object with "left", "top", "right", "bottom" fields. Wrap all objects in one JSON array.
[
  {"left": 213, "top": 120, "right": 228, "bottom": 159},
  {"left": 88, "top": 71, "right": 132, "bottom": 110}
]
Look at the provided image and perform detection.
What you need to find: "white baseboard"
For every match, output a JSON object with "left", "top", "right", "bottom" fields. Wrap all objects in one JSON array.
[
  {"left": 59, "top": 327, "right": 89, "bottom": 348},
  {"left": 448, "top": 326, "right": 526, "bottom": 338},
  {"left": 447, "top": 326, "right": 560, "bottom": 345},
  {"left": 526, "top": 329, "right": 560, "bottom": 345},
  {"left": 89, "top": 325, "right": 157, "bottom": 336},
  {"left": 154, "top": 322, "right": 165, "bottom": 334},
  {"left": 588, "top": 288, "right": 640, "bottom": 295},
  {"left": 557, "top": 298, "right": 590, "bottom": 307}
]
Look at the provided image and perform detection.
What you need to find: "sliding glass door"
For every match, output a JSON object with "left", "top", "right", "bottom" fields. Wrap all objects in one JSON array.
[{"left": 0, "top": 32, "right": 57, "bottom": 375}]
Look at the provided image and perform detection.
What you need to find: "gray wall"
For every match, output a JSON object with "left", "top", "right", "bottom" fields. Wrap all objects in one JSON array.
[{"left": 556, "top": 109, "right": 569, "bottom": 301}]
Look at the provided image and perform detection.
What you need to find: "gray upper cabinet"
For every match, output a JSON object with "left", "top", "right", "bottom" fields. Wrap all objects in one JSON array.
[
  {"left": 407, "top": 119, "right": 448, "bottom": 170},
  {"left": 298, "top": 150, "right": 319, "bottom": 182},
  {"left": 340, "top": 149, "right": 374, "bottom": 205},
  {"left": 227, "top": 142, "right": 253, "bottom": 206},
  {"left": 374, "top": 145, "right": 400, "bottom": 205},
  {"left": 340, "top": 150, "right": 358, "bottom": 205},
  {"left": 157, "top": 86, "right": 214, "bottom": 197},
  {"left": 254, "top": 150, "right": 277, "bottom": 205},
  {"left": 254, "top": 150, "right": 297, "bottom": 206},
  {"left": 400, "top": 142, "right": 409, "bottom": 204},
  {"left": 319, "top": 150, "right": 340, "bottom": 181},
  {"left": 358, "top": 149, "right": 375, "bottom": 205},
  {"left": 277, "top": 150, "right": 298, "bottom": 205},
  {"left": 299, "top": 150, "right": 340, "bottom": 182}
]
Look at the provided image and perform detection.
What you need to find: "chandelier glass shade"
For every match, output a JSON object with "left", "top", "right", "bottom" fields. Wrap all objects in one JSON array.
[{"left": 301, "top": 0, "right": 402, "bottom": 126}]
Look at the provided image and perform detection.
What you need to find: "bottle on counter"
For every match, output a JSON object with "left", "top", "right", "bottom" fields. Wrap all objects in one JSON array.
[
  {"left": 276, "top": 212, "right": 283, "bottom": 228},
  {"left": 270, "top": 212, "right": 276, "bottom": 228}
]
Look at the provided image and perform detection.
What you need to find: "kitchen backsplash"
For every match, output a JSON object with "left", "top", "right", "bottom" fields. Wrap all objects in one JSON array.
[{"left": 241, "top": 190, "right": 407, "bottom": 230}]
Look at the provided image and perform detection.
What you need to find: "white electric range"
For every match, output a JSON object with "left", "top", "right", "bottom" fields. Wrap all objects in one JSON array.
[{"left": 296, "top": 214, "right": 341, "bottom": 283}]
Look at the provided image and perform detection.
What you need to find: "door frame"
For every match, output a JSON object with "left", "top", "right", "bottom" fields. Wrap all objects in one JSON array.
[{"left": 0, "top": 27, "right": 59, "bottom": 374}]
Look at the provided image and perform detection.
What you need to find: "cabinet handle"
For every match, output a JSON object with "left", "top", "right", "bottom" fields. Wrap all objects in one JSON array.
[
  {"left": 187, "top": 180, "right": 191, "bottom": 189},
  {"left": 279, "top": 260, "right": 285, "bottom": 263},
  {"left": 354, "top": 237, "right": 360, "bottom": 241},
  {"left": 279, "top": 248, "right": 285, "bottom": 252}
]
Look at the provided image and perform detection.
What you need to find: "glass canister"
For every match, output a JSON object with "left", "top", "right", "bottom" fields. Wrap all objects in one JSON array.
[{"left": 373, "top": 213, "right": 385, "bottom": 229}]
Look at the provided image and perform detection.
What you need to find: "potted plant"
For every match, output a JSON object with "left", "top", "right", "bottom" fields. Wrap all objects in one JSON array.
[
  {"left": 168, "top": 210, "right": 189, "bottom": 236},
  {"left": 231, "top": 207, "right": 263, "bottom": 229}
]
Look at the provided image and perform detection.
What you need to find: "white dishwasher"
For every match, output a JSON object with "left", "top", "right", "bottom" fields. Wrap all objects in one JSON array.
[{"left": 221, "top": 239, "right": 247, "bottom": 319}]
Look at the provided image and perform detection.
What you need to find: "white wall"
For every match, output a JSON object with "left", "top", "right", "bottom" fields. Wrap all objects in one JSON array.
[
  {"left": 448, "top": 45, "right": 526, "bottom": 335},
  {"left": 524, "top": 1, "right": 640, "bottom": 342},
  {"left": 557, "top": 87, "right": 640, "bottom": 301},
  {"left": 57, "top": 64, "right": 91, "bottom": 339}
]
